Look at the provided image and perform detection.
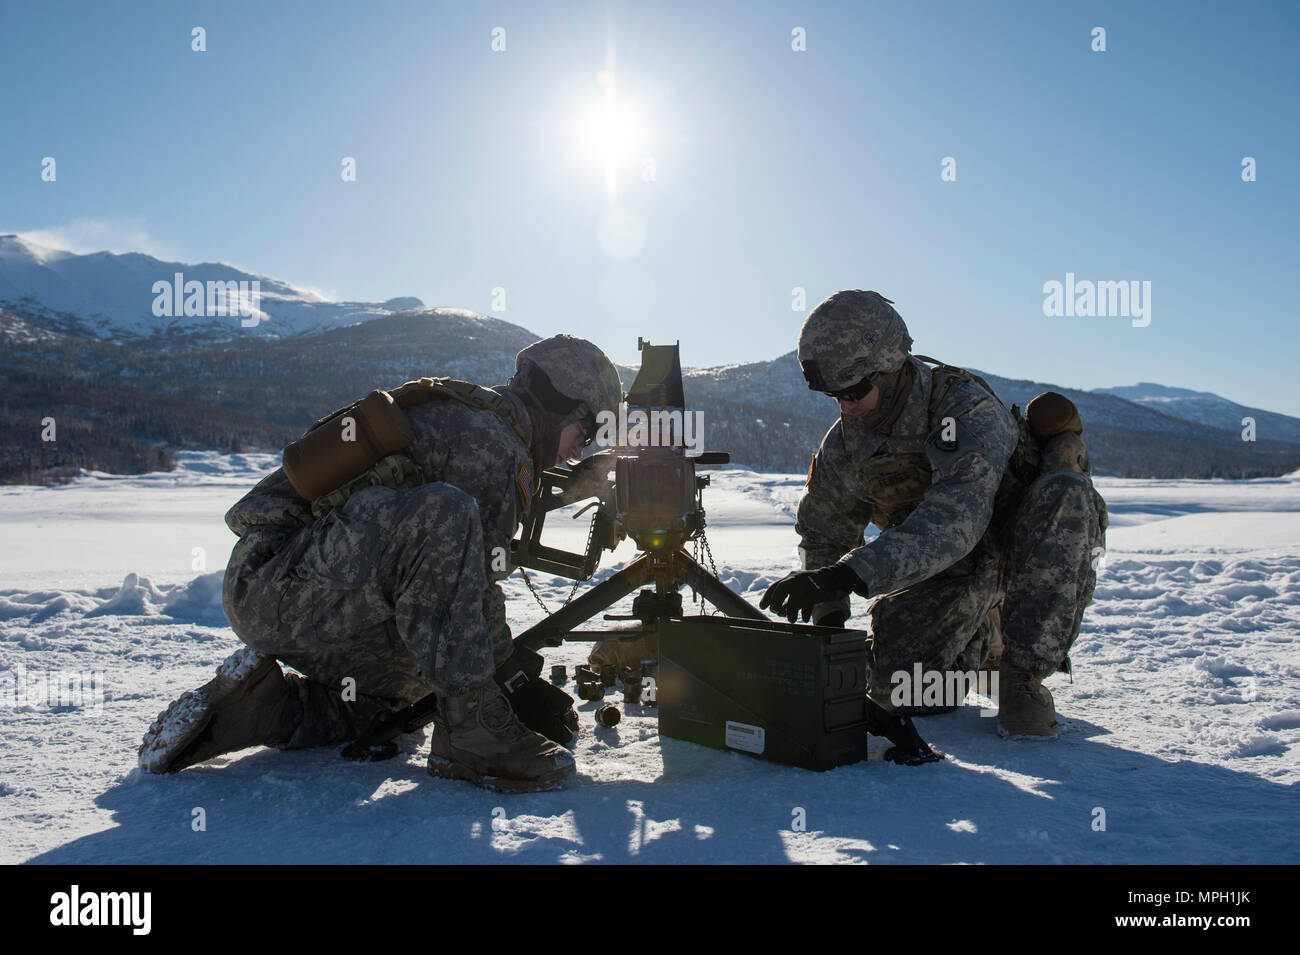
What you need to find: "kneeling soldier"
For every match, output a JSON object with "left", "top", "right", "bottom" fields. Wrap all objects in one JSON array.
[
  {"left": 139, "top": 334, "right": 622, "bottom": 790},
  {"left": 761, "top": 291, "right": 1107, "bottom": 738}
]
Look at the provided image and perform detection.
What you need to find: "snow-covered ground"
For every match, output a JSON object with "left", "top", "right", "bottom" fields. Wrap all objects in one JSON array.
[{"left": 1, "top": 453, "right": 1297, "bottom": 864}]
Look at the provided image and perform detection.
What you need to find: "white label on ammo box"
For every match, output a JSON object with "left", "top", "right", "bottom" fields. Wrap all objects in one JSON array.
[{"left": 725, "top": 720, "right": 765, "bottom": 755}]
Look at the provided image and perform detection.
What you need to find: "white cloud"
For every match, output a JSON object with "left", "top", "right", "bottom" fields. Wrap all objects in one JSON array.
[{"left": 15, "top": 218, "right": 172, "bottom": 258}]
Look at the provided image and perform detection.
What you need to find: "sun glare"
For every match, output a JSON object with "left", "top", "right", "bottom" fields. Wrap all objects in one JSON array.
[
  {"left": 575, "top": 102, "right": 647, "bottom": 164},
  {"left": 570, "top": 69, "right": 650, "bottom": 202}
]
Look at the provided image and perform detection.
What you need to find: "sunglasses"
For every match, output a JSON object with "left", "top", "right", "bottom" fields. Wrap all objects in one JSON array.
[
  {"left": 825, "top": 376, "right": 876, "bottom": 402},
  {"left": 579, "top": 413, "right": 597, "bottom": 447},
  {"left": 801, "top": 358, "right": 875, "bottom": 402}
]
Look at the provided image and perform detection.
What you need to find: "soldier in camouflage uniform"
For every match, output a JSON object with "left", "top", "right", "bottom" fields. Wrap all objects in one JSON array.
[
  {"left": 761, "top": 291, "right": 1107, "bottom": 738},
  {"left": 139, "top": 335, "right": 623, "bottom": 790}
]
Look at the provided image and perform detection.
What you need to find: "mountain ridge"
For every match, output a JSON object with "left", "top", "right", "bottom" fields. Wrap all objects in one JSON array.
[
  {"left": 3, "top": 237, "right": 1298, "bottom": 481},
  {"left": 4, "top": 299, "right": 1298, "bottom": 482},
  {"left": 0, "top": 234, "right": 422, "bottom": 340}
]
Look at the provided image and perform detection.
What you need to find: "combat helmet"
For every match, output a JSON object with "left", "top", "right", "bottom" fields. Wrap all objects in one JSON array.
[
  {"left": 511, "top": 334, "right": 622, "bottom": 432},
  {"left": 797, "top": 290, "right": 913, "bottom": 394}
]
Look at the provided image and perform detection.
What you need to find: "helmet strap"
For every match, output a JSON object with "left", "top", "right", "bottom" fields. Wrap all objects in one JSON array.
[{"left": 517, "top": 400, "right": 562, "bottom": 479}]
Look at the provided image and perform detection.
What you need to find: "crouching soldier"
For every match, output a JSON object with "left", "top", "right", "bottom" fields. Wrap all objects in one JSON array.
[
  {"left": 761, "top": 291, "right": 1107, "bottom": 739},
  {"left": 139, "top": 334, "right": 623, "bottom": 790}
]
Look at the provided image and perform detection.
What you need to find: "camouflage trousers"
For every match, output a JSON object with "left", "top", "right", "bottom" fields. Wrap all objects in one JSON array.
[
  {"left": 222, "top": 483, "right": 498, "bottom": 748},
  {"left": 868, "top": 469, "right": 1107, "bottom": 705}
]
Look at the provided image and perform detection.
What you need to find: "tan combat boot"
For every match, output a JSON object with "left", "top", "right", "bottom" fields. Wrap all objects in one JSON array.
[
  {"left": 996, "top": 663, "right": 1061, "bottom": 740},
  {"left": 138, "top": 647, "right": 298, "bottom": 773},
  {"left": 428, "top": 684, "right": 575, "bottom": 793}
]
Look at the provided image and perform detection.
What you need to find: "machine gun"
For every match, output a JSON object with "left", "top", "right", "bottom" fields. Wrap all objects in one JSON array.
[
  {"left": 511, "top": 338, "right": 761, "bottom": 643},
  {"left": 342, "top": 339, "right": 940, "bottom": 767}
]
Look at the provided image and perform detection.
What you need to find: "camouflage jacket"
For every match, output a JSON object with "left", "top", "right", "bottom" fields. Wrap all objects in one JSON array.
[
  {"left": 795, "top": 357, "right": 1020, "bottom": 599},
  {"left": 224, "top": 387, "right": 534, "bottom": 657}
]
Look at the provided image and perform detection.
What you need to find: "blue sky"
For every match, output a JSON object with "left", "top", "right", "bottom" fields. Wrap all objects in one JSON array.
[{"left": 4, "top": 1, "right": 1298, "bottom": 415}]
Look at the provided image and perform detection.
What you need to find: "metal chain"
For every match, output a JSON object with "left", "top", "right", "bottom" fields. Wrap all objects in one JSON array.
[
  {"left": 518, "top": 510, "right": 600, "bottom": 617},
  {"left": 690, "top": 514, "right": 722, "bottom": 612},
  {"left": 692, "top": 509, "right": 719, "bottom": 577},
  {"left": 698, "top": 528, "right": 719, "bottom": 577}
]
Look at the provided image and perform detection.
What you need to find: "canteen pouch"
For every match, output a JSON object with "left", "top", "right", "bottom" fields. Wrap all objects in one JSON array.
[{"left": 282, "top": 390, "right": 413, "bottom": 501}]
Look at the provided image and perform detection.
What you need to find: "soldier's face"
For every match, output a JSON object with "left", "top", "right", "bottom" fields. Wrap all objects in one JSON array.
[
  {"left": 557, "top": 420, "right": 587, "bottom": 463},
  {"left": 837, "top": 384, "right": 881, "bottom": 418}
]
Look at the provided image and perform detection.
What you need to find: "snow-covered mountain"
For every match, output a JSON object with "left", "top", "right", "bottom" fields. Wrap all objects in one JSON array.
[
  {"left": 3, "top": 236, "right": 1300, "bottom": 480},
  {"left": 0, "top": 234, "right": 424, "bottom": 339},
  {"left": 1093, "top": 383, "right": 1300, "bottom": 445}
]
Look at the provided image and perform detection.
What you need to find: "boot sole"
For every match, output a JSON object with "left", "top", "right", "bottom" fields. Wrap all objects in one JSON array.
[
  {"left": 997, "top": 723, "right": 1062, "bottom": 741},
  {"left": 426, "top": 755, "right": 572, "bottom": 794},
  {"left": 138, "top": 647, "right": 276, "bottom": 773}
]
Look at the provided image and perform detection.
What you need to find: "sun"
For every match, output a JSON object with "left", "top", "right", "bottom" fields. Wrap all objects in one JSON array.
[
  {"left": 574, "top": 101, "right": 648, "bottom": 165},
  {"left": 570, "top": 68, "right": 651, "bottom": 203}
]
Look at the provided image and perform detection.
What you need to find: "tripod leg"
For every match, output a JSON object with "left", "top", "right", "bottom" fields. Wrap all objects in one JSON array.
[
  {"left": 678, "top": 551, "right": 765, "bottom": 620},
  {"left": 514, "top": 554, "right": 657, "bottom": 651}
]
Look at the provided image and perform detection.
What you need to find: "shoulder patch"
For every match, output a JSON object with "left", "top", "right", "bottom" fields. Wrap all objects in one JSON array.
[
  {"left": 931, "top": 412, "right": 960, "bottom": 453},
  {"left": 516, "top": 463, "right": 534, "bottom": 511},
  {"left": 805, "top": 453, "right": 816, "bottom": 487},
  {"left": 932, "top": 432, "right": 959, "bottom": 453}
]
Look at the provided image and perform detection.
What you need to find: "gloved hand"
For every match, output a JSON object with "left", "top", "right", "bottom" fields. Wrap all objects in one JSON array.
[
  {"left": 759, "top": 563, "right": 867, "bottom": 623},
  {"left": 556, "top": 449, "right": 615, "bottom": 505},
  {"left": 494, "top": 644, "right": 578, "bottom": 745}
]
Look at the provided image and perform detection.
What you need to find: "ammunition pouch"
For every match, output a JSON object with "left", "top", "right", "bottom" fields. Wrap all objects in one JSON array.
[
  {"left": 1026, "top": 391, "right": 1089, "bottom": 474},
  {"left": 1005, "top": 390, "right": 1091, "bottom": 483},
  {"left": 283, "top": 390, "right": 414, "bottom": 502}
]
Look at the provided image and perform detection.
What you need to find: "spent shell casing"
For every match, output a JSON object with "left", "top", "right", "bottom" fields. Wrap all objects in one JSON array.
[{"left": 621, "top": 665, "right": 642, "bottom": 704}]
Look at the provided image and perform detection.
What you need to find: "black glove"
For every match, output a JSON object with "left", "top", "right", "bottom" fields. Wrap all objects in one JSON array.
[
  {"left": 501, "top": 676, "right": 579, "bottom": 745},
  {"left": 759, "top": 563, "right": 866, "bottom": 623},
  {"left": 556, "top": 450, "right": 615, "bottom": 505},
  {"left": 495, "top": 645, "right": 579, "bottom": 745}
]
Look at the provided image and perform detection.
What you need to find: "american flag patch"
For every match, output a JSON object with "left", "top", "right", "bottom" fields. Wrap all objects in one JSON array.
[{"left": 517, "top": 464, "right": 534, "bottom": 510}]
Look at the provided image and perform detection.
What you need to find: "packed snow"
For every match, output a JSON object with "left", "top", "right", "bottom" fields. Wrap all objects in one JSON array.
[{"left": 1, "top": 452, "right": 1297, "bottom": 864}]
